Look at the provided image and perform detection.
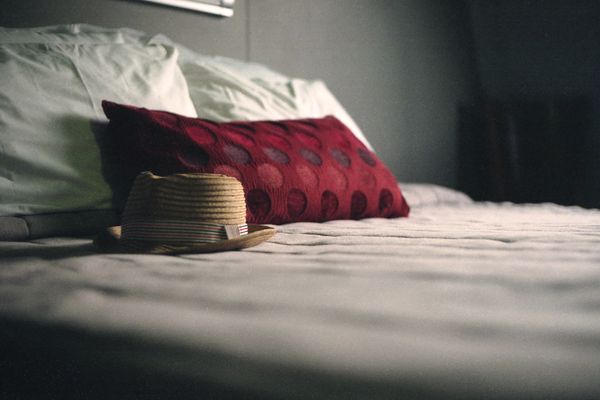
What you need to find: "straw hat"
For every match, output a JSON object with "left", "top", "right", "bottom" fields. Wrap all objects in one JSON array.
[{"left": 95, "top": 172, "right": 275, "bottom": 254}]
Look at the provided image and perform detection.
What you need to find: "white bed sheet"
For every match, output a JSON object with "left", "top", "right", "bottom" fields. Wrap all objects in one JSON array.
[{"left": 2, "top": 188, "right": 600, "bottom": 399}]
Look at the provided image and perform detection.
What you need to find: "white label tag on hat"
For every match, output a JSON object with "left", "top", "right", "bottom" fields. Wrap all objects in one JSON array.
[{"left": 224, "top": 225, "right": 242, "bottom": 239}]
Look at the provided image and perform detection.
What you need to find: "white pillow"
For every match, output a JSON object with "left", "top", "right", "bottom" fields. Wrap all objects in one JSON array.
[
  {"left": 1, "top": 24, "right": 373, "bottom": 149},
  {"left": 181, "top": 61, "right": 374, "bottom": 150},
  {"left": 0, "top": 24, "right": 291, "bottom": 83},
  {"left": 141, "top": 30, "right": 373, "bottom": 148},
  {"left": 0, "top": 42, "right": 197, "bottom": 216}
]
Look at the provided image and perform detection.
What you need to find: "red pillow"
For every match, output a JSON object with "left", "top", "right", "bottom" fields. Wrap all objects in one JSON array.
[{"left": 102, "top": 100, "right": 409, "bottom": 224}]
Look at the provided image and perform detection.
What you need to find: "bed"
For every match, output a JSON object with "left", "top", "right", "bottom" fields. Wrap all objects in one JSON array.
[{"left": 2, "top": 25, "right": 600, "bottom": 400}]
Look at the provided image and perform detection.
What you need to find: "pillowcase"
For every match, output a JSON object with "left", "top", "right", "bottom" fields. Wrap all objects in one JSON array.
[
  {"left": 0, "top": 42, "right": 197, "bottom": 219},
  {"left": 102, "top": 101, "right": 409, "bottom": 224},
  {"left": 181, "top": 61, "right": 375, "bottom": 150},
  {"left": 0, "top": 23, "right": 291, "bottom": 83},
  {"left": 1, "top": 24, "right": 373, "bottom": 149}
]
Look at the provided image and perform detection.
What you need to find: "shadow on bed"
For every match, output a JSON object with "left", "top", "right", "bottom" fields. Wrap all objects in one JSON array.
[
  {"left": 0, "top": 315, "right": 273, "bottom": 400},
  {"left": 0, "top": 316, "right": 442, "bottom": 400}
]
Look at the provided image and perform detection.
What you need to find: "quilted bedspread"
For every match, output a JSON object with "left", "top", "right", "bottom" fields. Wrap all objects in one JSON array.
[{"left": 2, "top": 186, "right": 600, "bottom": 399}]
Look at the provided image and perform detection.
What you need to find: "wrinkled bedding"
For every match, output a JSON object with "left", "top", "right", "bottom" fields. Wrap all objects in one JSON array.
[{"left": 2, "top": 187, "right": 600, "bottom": 399}]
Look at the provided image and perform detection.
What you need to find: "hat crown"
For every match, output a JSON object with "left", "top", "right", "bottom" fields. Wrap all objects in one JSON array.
[
  {"left": 122, "top": 172, "right": 247, "bottom": 225},
  {"left": 95, "top": 171, "right": 275, "bottom": 254}
]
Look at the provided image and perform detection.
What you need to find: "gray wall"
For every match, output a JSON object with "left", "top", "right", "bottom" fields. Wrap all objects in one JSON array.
[{"left": 0, "top": 0, "right": 476, "bottom": 187}]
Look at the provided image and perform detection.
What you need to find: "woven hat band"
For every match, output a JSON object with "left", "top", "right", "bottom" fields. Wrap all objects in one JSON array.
[{"left": 122, "top": 219, "right": 249, "bottom": 245}]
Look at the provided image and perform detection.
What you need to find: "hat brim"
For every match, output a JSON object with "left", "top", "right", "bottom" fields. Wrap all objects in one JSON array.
[{"left": 94, "top": 224, "right": 276, "bottom": 255}]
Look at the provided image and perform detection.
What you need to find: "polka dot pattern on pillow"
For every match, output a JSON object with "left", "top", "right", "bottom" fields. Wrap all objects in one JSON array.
[{"left": 102, "top": 101, "right": 410, "bottom": 224}]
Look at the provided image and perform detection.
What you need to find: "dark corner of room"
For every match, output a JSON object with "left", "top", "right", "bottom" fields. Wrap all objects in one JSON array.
[{"left": 458, "top": 0, "right": 600, "bottom": 208}]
